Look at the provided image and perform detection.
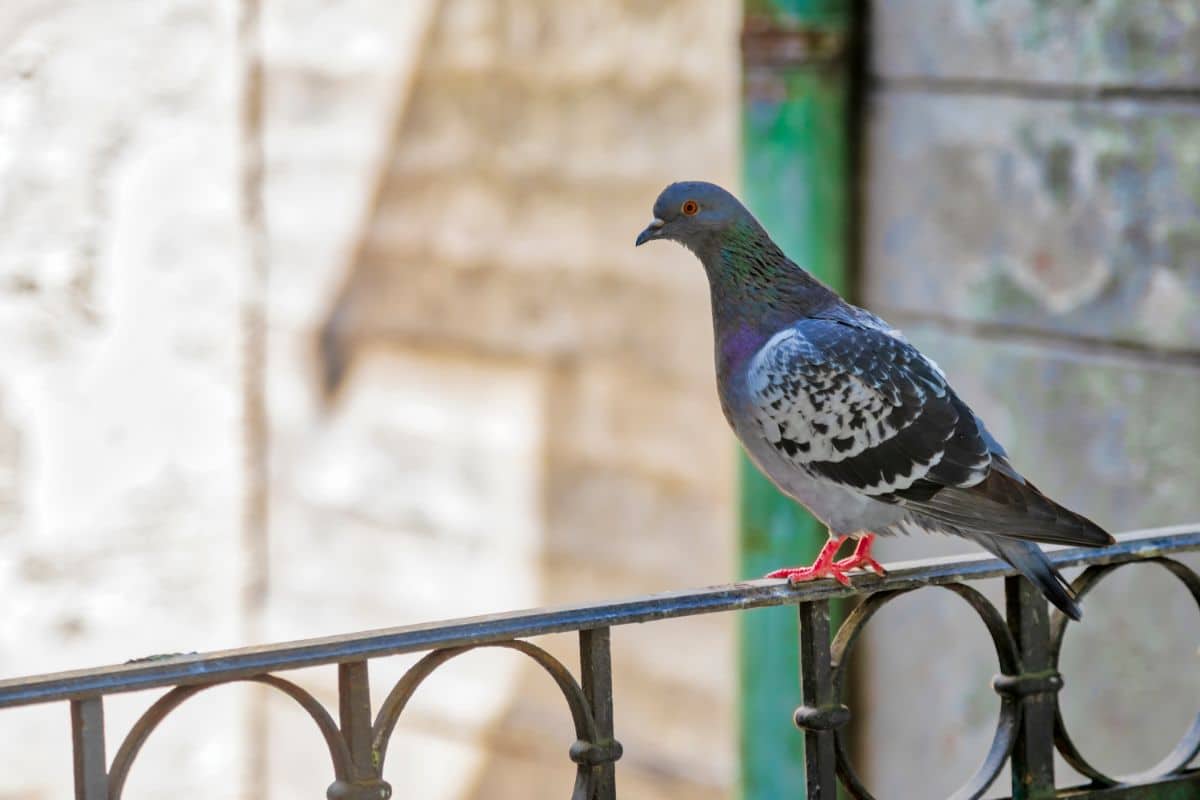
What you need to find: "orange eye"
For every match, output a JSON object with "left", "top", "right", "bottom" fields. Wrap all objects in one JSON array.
[{"left": 681, "top": 200, "right": 699, "bottom": 216}]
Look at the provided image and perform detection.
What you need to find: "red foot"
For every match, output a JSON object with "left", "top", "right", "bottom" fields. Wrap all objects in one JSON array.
[
  {"left": 834, "top": 534, "right": 887, "bottom": 577},
  {"left": 764, "top": 534, "right": 887, "bottom": 586},
  {"left": 765, "top": 561, "right": 853, "bottom": 587},
  {"left": 765, "top": 535, "right": 852, "bottom": 586}
]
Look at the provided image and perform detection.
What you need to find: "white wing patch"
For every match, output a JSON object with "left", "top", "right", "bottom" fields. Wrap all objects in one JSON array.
[
  {"left": 745, "top": 322, "right": 975, "bottom": 496},
  {"left": 748, "top": 328, "right": 937, "bottom": 462}
]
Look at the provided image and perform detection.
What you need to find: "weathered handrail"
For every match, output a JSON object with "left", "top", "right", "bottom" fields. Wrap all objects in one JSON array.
[
  {"left": 3, "top": 524, "right": 1199, "bottom": 799},
  {"left": 5, "top": 525, "right": 1196, "bottom": 708}
]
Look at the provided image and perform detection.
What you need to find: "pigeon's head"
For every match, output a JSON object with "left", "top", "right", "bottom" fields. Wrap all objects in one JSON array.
[{"left": 635, "top": 181, "right": 752, "bottom": 251}]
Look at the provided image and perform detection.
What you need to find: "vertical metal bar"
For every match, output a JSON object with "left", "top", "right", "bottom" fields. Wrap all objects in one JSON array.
[
  {"left": 330, "top": 661, "right": 391, "bottom": 800},
  {"left": 1006, "top": 576, "right": 1057, "bottom": 799},
  {"left": 70, "top": 697, "right": 107, "bottom": 800},
  {"left": 579, "top": 627, "right": 617, "bottom": 800},
  {"left": 338, "top": 661, "right": 375, "bottom": 780},
  {"left": 739, "top": 1, "right": 858, "bottom": 796},
  {"left": 797, "top": 601, "right": 838, "bottom": 799}
]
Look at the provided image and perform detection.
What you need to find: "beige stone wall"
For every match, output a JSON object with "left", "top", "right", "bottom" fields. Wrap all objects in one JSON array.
[
  {"left": 0, "top": 2, "right": 247, "bottom": 797},
  {"left": 293, "top": 1, "right": 741, "bottom": 796},
  {"left": 0, "top": 1, "right": 740, "bottom": 798}
]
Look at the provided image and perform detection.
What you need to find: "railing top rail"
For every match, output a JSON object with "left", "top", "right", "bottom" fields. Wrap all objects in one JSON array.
[{"left": 2, "top": 524, "right": 1196, "bottom": 710}]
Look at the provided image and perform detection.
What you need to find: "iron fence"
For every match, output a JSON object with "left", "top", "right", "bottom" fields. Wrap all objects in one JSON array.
[{"left": 2, "top": 526, "right": 1198, "bottom": 799}]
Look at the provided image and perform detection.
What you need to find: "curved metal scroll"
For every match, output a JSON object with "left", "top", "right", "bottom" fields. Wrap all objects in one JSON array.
[
  {"left": 372, "top": 640, "right": 618, "bottom": 800},
  {"left": 1050, "top": 557, "right": 1200, "bottom": 786},
  {"left": 826, "top": 584, "right": 1022, "bottom": 800},
  {"left": 107, "top": 674, "right": 353, "bottom": 799}
]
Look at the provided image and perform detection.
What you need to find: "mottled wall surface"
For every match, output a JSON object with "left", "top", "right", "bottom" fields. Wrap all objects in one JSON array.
[
  {"left": 874, "top": 1, "right": 1200, "bottom": 88},
  {"left": 321, "top": 2, "right": 740, "bottom": 797},
  {"left": 0, "top": 3, "right": 246, "bottom": 797},
  {"left": 0, "top": 1, "right": 740, "bottom": 798},
  {"left": 860, "top": 2, "right": 1200, "bottom": 796},
  {"left": 867, "top": 95, "right": 1200, "bottom": 348}
]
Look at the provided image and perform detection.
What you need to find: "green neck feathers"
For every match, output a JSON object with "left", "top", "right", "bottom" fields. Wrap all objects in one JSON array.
[{"left": 702, "top": 221, "right": 835, "bottom": 333}]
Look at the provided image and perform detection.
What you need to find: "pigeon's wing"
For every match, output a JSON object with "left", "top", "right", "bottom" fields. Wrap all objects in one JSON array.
[
  {"left": 746, "top": 318, "right": 988, "bottom": 497},
  {"left": 746, "top": 318, "right": 1112, "bottom": 547}
]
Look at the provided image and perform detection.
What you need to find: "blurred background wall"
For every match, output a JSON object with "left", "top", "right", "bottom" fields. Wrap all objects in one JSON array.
[
  {"left": 0, "top": 1, "right": 739, "bottom": 797},
  {"left": 2, "top": 2, "right": 1199, "bottom": 799},
  {"left": 857, "top": 3, "right": 1200, "bottom": 796}
]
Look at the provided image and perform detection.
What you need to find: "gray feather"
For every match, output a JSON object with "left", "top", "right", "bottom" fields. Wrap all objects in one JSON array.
[
  {"left": 908, "top": 468, "right": 1113, "bottom": 549},
  {"left": 962, "top": 531, "right": 1083, "bottom": 620}
]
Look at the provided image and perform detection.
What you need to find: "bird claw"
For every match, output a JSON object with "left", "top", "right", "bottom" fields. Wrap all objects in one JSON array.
[
  {"left": 834, "top": 553, "right": 887, "bottom": 577},
  {"left": 765, "top": 533, "right": 887, "bottom": 586},
  {"left": 765, "top": 564, "right": 854, "bottom": 587}
]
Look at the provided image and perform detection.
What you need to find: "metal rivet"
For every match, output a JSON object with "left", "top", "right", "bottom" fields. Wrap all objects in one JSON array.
[
  {"left": 992, "top": 671, "right": 1064, "bottom": 698},
  {"left": 793, "top": 703, "right": 851, "bottom": 731}
]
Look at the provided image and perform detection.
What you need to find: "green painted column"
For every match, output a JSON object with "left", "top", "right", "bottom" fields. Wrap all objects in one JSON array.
[{"left": 738, "top": 1, "right": 855, "bottom": 797}]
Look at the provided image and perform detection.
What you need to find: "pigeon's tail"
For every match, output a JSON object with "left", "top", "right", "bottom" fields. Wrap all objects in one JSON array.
[
  {"left": 963, "top": 532, "right": 1083, "bottom": 620},
  {"left": 909, "top": 466, "right": 1115, "bottom": 549}
]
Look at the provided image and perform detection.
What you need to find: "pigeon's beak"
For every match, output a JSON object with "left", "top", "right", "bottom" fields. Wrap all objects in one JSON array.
[{"left": 635, "top": 218, "right": 665, "bottom": 247}]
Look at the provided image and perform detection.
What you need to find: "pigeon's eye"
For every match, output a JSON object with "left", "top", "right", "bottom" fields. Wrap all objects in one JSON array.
[{"left": 681, "top": 200, "right": 699, "bottom": 216}]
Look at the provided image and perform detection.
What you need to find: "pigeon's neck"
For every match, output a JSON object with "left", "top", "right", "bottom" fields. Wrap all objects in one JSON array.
[{"left": 696, "top": 222, "right": 838, "bottom": 376}]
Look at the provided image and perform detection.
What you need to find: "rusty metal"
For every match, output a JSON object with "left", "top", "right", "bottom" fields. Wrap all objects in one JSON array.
[
  {"left": 797, "top": 600, "right": 840, "bottom": 799},
  {"left": 370, "top": 640, "right": 613, "bottom": 800},
  {"left": 579, "top": 627, "right": 618, "bottom": 800},
  {"left": 1049, "top": 559, "right": 1200, "bottom": 789},
  {"left": 106, "top": 674, "right": 353, "bottom": 800},
  {"left": 1006, "top": 574, "right": 1060, "bottom": 797},
  {"left": 1, "top": 525, "right": 1194, "bottom": 798},
  {"left": 820, "top": 584, "right": 1021, "bottom": 800},
  {"left": 7, "top": 525, "right": 1194, "bottom": 710},
  {"left": 70, "top": 697, "right": 107, "bottom": 800},
  {"left": 333, "top": 661, "right": 392, "bottom": 800},
  {"left": 741, "top": 16, "right": 847, "bottom": 68}
]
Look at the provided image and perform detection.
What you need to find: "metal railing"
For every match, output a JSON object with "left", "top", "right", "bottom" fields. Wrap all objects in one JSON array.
[{"left": 2, "top": 526, "right": 1199, "bottom": 800}]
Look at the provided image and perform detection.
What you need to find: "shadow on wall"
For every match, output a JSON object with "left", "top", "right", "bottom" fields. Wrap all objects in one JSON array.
[{"left": 274, "top": 1, "right": 741, "bottom": 798}]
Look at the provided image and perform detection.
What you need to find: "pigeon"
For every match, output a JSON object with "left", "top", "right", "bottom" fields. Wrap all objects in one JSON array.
[{"left": 635, "top": 181, "right": 1113, "bottom": 620}]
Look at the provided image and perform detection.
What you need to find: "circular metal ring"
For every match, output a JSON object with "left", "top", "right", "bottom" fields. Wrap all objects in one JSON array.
[
  {"left": 1049, "top": 557, "right": 1200, "bottom": 785},
  {"left": 371, "top": 641, "right": 610, "bottom": 800},
  {"left": 107, "top": 674, "right": 353, "bottom": 799},
  {"left": 828, "top": 584, "right": 1022, "bottom": 800}
]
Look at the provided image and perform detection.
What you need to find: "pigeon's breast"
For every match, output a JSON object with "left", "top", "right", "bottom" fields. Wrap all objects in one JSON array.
[
  {"left": 736, "top": 418, "right": 906, "bottom": 534},
  {"left": 722, "top": 361, "right": 904, "bottom": 534}
]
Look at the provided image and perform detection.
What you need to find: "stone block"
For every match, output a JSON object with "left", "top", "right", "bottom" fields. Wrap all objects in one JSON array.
[
  {"left": 864, "top": 92, "right": 1200, "bottom": 349},
  {"left": 544, "top": 463, "right": 730, "bottom": 582},
  {"left": 547, "top": 359, "right": 730, "bottom": 487},
  {"left": 872, "top": 0, "right": 1200, "bottom": 88}
]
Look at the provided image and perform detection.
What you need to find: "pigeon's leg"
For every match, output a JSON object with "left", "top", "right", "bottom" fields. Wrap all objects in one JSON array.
[
  {"left": 833, "top": 533, "right": 887, "bottom": 577},
  {"left": 764, "top": 534, "right": 852, "bottom": 587}
]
